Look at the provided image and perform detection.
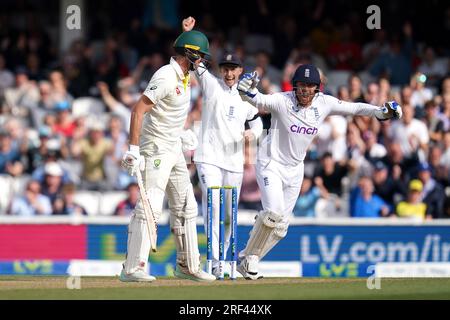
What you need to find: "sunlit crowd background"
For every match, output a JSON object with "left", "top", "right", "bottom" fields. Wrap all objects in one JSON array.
[{"left": 0, "top": 0, "right": 449, "bottom": 219}]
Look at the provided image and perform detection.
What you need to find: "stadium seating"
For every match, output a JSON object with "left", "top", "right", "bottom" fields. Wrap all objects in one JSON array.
[
  {"left": 73, "top": 190, "right": 129, "bottom": 216},
  {"left": 73, "top": 190, "right": 101, "bottom": 216},
  {"left": 9, "top": 174, "right": 31, "bottom": 196},
  {"left": 98, "top": 191, "right": 128, "bottom": 216},
  {"left": 71, "top": 97, "right": 105, "bottom": 118},
  {"left": 325, "top": 70, "right": 352, "bottom": 95},
  {"left": 0, "top": 175, "right": 12, "bottom": 214}
]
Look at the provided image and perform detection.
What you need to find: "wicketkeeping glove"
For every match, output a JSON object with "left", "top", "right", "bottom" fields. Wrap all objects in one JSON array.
[
  {"left": 375, "top": 101, "right": 403, "bottom": 121},
  {"left": 238, "top": 71, "right": 260, "bottom": 98},
  {"left": 121, "top": 145, "right": 145, "bottom": 176}
]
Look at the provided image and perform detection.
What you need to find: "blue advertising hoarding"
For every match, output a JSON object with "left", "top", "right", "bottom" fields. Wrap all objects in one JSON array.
[
  {"left": 85, "top": 224, "right": 450, "bottom": 277},
  {"left": 1, "top": 222, "right": 449, "bottom": 277}
]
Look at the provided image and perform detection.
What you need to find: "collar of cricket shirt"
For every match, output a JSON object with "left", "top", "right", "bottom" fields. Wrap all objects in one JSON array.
[
  {"left": 223, "top": 82, "right": 238, "bottom": 94},
  {"left": 170, "top": 57, "right": 188, "bottom": 82},
  {"left": 230, "top": 82, "right": 238, "bottom": 93}
]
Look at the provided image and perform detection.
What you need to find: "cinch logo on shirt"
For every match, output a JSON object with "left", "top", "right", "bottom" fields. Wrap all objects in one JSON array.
[{"left": 290, "top": 124, "right": 318, "bottom": 135}]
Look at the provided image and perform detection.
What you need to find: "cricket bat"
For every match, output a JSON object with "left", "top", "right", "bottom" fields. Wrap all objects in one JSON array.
[{"left": 135, "top": 169, "right": 158, "bottom": 252}]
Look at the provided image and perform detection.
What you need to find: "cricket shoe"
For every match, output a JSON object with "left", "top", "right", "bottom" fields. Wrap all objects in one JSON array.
[
  {"left": 237, "top": 255, "right": 263, "bottom": 280},
  {"left": 119, "top": 268, "right": 156, "bottom": 282},
  {"left": 174, "top": 263, "right": 216, "bottom": 282}
]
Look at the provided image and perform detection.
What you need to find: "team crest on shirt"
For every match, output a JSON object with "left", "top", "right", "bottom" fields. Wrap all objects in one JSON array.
[
  {"left": 176, "top": 87, "right": 181, "bottom": 95},
  {"left": 154, "top": 159, "right": 161, "bottom": 168},
  {"left": 313, "top": 107, "right": 320, "bottom": 119},
  {"left": 300, "top": 107, "right": 320, "bottom": 124},
  {"left": 226, "top": 106, "right": 235, "bottom": 121}
]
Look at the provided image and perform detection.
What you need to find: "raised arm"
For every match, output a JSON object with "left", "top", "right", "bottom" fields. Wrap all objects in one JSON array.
[
  {"left": 182, "top": 16, "right": 221, "bottom": 98},
  {"left": 97, "top": 81, "right": 131, "bottom": 131},
  {"left": 237, "top": 71, "right": 286, "bottom": 113},
  {"left": 182, "top": 16, "right": 196, "bottom": 32},
  {"left": 326, "top": 94, "right": 402, "bottom": 121},
  {"left": 194, "top": 62, "right": 221, "bottom": 98}
]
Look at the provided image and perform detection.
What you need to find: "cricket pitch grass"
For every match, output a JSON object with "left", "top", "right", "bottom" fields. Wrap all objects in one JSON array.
[{"left": 1, "top": 276, "right": 449, "bottom": 299}]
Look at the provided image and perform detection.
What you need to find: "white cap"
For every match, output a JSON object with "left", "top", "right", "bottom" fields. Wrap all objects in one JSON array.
[
  {"left": 44, "top": 162, "right": 63, "bottom": 177},
  {"left": 86, "top": 117, "right": 105, "bottom": 131},
  {"left": 46, "top": 139, "right": 61, "bottom": 150},
  {"left": 89, "top": 122, "right": 105, "bottom": 131}
]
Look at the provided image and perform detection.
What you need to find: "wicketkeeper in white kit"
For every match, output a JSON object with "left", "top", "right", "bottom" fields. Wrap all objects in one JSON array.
[
  {"left": 236, "top": 64, "right": 403, "bottom": 279},
  {"left": 119, "top": 29, "right": 216, "bottom": 282},
  {"left": 182, "top": 17, "right": 263, "bottom": 278}
]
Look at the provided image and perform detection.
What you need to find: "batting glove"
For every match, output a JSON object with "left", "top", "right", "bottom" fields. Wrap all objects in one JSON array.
[
  {"left": 121, "top": 145, "right": 145, "bottom": 176},
  {"left": 238, "top": 71, "right": 260, "bottom": 98},
  {"left": 376, "top": 101, "right": 403, "bottom": 121},
  {"left": 181, "top": 129, "right": 198, "bottom": 152}
]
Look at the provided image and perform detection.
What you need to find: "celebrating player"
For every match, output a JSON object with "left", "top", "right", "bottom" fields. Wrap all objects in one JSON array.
[
  {"left": 182, "top": 17, "right": 263, "bottom": 277},
  {"left": 236, "top": 64, "right": 403, "bottom": 279},
  {"left": 119, "top": 28, "right": 216, "bottom": 282}
]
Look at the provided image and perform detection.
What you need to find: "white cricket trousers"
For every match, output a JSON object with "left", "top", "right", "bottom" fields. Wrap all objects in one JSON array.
[
  {"left": 125, "top": 140, "right": 201, "bottom": 274},
  {"left": 256, "top": 158, "right": 304, "bottom": 223},
  {"left": 196, "top": 162, "right": 243, "bottom": 268}
]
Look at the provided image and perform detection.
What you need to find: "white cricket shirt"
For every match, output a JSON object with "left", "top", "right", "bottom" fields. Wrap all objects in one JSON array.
[
  {"left": 141, "top": 58, "right": 190, "bottom": 152},
  {"left": 250, "top": 91, "right": 382, "bottom": 166},
  {"left": 193, "top": 70, "right": 260, "bottom": 173}
]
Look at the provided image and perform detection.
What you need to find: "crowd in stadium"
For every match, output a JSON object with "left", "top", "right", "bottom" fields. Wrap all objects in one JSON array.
[{"left": 0, "top": 1, "right": 449, "bottom": 219}]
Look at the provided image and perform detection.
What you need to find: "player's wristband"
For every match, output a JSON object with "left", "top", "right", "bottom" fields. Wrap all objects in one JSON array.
[{"left": 129, "top": 145, "right": 140, "bottom": 153}]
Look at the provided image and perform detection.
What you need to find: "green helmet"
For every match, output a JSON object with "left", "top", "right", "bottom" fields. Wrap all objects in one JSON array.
[{"left": 173, "top": 30, "right": 210, "bottom": 57}]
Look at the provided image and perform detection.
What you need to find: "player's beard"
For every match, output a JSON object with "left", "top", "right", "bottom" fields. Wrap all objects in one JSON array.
[{"left": 296, "top": 90, "right": 315, "bottom": 107}]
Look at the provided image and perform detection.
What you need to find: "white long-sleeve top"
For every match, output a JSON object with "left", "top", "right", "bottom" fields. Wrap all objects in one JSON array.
[
  {"left": 193, "top": 69, "right": 263, "bottom": 173},
  {"left": 247, "top": 91, "right": 384, "bottom": 166}
]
